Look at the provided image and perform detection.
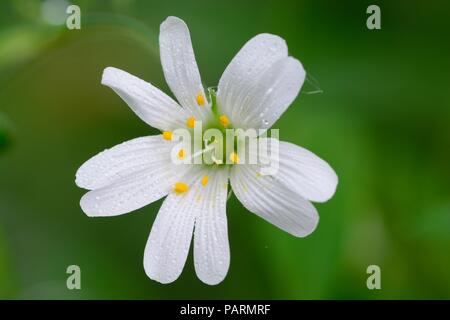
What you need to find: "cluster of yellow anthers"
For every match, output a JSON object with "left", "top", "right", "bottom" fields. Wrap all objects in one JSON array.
[{"left": 161, "top": 93, "right": 238, "bottom": 194}]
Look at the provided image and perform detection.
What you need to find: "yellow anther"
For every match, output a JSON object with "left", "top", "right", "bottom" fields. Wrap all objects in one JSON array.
[
  {"left": 174, "top": 182, "right": 189, "bottom": 194},
  {"left": 162, "top": 131, "right": 173, "bottom": 140},
  {"left": 178, "top": 149, "right": 186, "bottom": 160},
  {"left": 186, "top": 116, "right": 196, "bottom": 128},
  {"left": 201, "top": 175, "right": 209, "bottom": 186},
  {"left": 229, "top": 152, "right": 239, "bottom": 164},
  {"left": 219, "top": 114, "right": 230, "bottom": 127},
  {"left": 196, "top": 93, "right": 205, "bottom": 106}
]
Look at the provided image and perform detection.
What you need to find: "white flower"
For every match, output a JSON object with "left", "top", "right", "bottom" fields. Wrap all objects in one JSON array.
[{"left": 75, "top": 16, "right": 338, "bottom": 285}]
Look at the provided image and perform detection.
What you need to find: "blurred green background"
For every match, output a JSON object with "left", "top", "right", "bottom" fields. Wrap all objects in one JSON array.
[{"left": 1, "top": 0, "right": 449, "bottom": 299}]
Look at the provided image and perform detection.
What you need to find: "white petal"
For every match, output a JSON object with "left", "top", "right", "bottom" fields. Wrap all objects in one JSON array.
[
  {"left": 76, "top": 135, "right": 174, "bottom": 190},
  {"left": 230, "top": 164, "right": 318, "bottom": 237},
  {"left": 193, "top": 168, "right": 230, "bottom": 285},
  {"left": 217, "top": 33, "right": 288, "bottom": 127},
  {"left": 79, "top": 154, "right": 188, "bottom": 217},
  {"left": 239, "top": 57, "right": 305, "bottom": 130},
  {"left": 143, "top": 168, "right": 204, "bottom": 284},
  {"left": 101, "top": 67, "right": 187, "bottom": 131},
  {"left": 251, "top": 139, "right": 338, "bottom": 202},
  {"left": 277, "top": 141, "right": 338, "bottom": 202},
  {"left": 159, "top": 16, "right": 211, "bottom": 120}
]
